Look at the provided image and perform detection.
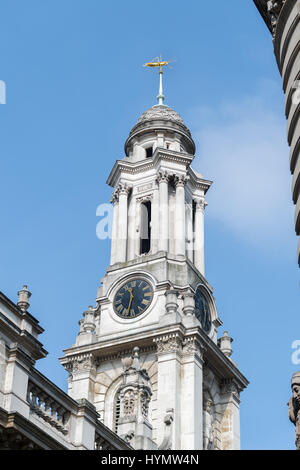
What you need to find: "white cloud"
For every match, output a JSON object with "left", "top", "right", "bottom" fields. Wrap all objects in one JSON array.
[{"left": 190, "top": 82, "right": 295, "bottom": 251}]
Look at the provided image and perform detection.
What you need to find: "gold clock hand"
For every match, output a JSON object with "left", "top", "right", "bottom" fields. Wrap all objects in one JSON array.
[{"left": 127, "top": 289, "right": 134, "bottom": 314}]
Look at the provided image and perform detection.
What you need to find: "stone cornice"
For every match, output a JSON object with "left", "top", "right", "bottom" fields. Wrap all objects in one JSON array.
[
  {"left": 7, "top": 343, "right": 36, "bottom": 369},
  {"left": 61, "top": 324, "right": 249, "bottom": 391},
  {"left": 285, "top": 69, "right": 300, "bottom": 119},
  {"left": 277, "top": 6, "right": 300, "bottom": 73},
  {"left": 282, "top": 39, "right": 300, "bottom": 93},
  {"left": 93, "top": 344, "right": 156, "bottom": 365},
  {"left": 106, "top": 148, "right": 194, "bottom": 187},
  {"left": 0, "top": 314, "right": 48, "bottom": 362},
  {"left": 291, "top": 135, "right": 300, "bottom": 173},
  {"left": 0, "top": 408, "right": 69, "bottom": 450},
  {"left": 188, "top": 167, "right": 212, "bottom": 194}
]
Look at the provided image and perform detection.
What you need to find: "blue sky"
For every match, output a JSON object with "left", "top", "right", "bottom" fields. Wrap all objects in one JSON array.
[{"left": 0, "top": 0, "right": 299, "bottom": 450}]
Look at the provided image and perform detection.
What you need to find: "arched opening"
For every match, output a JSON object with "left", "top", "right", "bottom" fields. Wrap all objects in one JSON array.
[{"left": 140, "top": 201, "right": 151, "bottom": 255}]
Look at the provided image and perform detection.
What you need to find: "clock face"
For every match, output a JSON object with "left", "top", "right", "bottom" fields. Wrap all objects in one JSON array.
[
  {"left": 113, "top": 279, "right": 153, "bottom": 319},
  {"left": 194, "top": 288, "right": 212, "bottom": 334}
]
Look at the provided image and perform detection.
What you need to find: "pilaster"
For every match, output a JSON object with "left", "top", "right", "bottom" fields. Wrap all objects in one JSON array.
[
  {"left": 180, "top": 336, "right": 204, "bottom": 450},
  {"left": 219, "top": 379, "right": 241, "bottom": 450},
  {"left": 154, "top": 334, "right": 182, "bottom": 449},
  {"left": 2, "top": 344, "right": 33, "bottom": 418},
  {"left": 63, "top": 354, "right": 97, "bottom": 404}
]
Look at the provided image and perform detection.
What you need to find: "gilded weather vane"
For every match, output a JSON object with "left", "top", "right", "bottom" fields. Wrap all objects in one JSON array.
[{"left": 143, "top": 56, "right": 170, "bottom": 105}]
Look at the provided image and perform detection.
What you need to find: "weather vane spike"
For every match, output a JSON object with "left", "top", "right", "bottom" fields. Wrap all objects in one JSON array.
[{"left": 143, "top": 56, "right": 169, "bottom": 105}]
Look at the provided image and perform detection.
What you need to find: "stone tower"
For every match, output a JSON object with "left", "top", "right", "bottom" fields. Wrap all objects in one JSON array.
[{"left": 60, "top": 86, "right": 248, "bottom": 450}]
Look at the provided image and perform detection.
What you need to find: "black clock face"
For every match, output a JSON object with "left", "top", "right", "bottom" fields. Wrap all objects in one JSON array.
[
  {"left": 194, "top": 288, "right": 212, "bottom": 333},
  {"left": 113, "top": 279, "right": 153, "bottom": 319}
]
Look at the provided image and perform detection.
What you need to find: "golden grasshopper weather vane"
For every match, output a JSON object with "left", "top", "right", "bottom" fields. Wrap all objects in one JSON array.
[{"left": 143, "top": 56, "right": 170, "bottom": 105}]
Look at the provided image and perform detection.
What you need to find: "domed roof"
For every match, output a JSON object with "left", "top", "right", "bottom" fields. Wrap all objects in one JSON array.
[
  {"left": 125, "top": 102, "right": 196, "bottom": 156},
  {"left": 137, "top": 104, "right": 185, "bottom": 126}
]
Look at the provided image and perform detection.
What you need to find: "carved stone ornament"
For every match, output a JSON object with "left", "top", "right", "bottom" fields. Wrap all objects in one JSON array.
[
  {"left": 154, "top": 334, "right": 182, "bottom": 354},
  {"left": 118, "top": 182, "right": 131, "bottom": 197},
  {"left": 174, "top": 174, "right": 189, "bottom": 188},
  {"left": 137, "top": 105, "right": 185, "bottom": 125},
  {"left": 136, "top": 194, "right": 154, "bottom": 204},
  {"left": 288, "top": 372, "right": 300, "bottom": 450},
  {"left": 221, "top": 379, "right": 241, "bottom": 401},
  {"left": 159, "top": 408, "right": 174, "bottom": 450},
  {"left": 122, "top": 389, "right": 136, "bottom": 417},
  {"left": 267, "top": 0, "right": 286, "bottom": 37},
  {"left": 63, "top": 354, "right": 97, "bottom": 379},
  {"left": 182, "top": 336, "right": 203, "bottom": 358},
  {"left": 157, "top": 171, "right": 170, "bottom": 184},
  {"left": 119, "top": 347, "right": 152, "bottom": 421},
  {"left": 203, "top": 400, "right": 214, "bottom": 450},
  {"left": 194, "top": 197, "right": 207, "bottom": 213},
  {"left": 110, "top": 190, "right": 119, "bottom": 205}
]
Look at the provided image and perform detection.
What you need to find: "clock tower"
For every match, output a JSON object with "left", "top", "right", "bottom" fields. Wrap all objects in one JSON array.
[{"left": 60, "top": 77, "right": 248, "bottom": 450}]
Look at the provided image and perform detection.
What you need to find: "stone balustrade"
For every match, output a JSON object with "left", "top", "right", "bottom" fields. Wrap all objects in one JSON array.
[
  {"left": 27, "top": 380, "right": 70, "bottom": 435},
  {"left": 24, "top": 368, "right": 130, "bottom": 450}
]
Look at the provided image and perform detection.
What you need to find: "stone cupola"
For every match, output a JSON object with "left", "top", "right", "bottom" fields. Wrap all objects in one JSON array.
[{"left": 124, "top": 104, "right": 196, "bottom": 162}]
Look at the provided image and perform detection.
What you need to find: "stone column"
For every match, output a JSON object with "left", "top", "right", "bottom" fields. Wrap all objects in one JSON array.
[
  {"left": 118, "top": 183, "right": 130, "bottom": 263},
  {"left": 186, "top": 203, "right": 194, "bottom": 262},
  {"left": 180, "top": 336, "right": 203, "bottom": 450},
  {"left": 135, "top": 201, "right": 141, "bottom": 257},
  {"left": 151, "top": 185, "right": 160, "bottom": 255},
  {"left": 128, "top": 193, "right": 137, "bottom": 261},
  {"left": 175, "top": 175, "right": 188, "bottom": 257},
  {"left": 157, "top": 171, "right": 170, "bottom": 253},
  {"left": 110, "top": 191, "right": 119, "bottom": 265},
  {"left": 154, "top": 334, "right": 182, "bottom": 450},
  {"left": 194, "top": 197, "right": 206, "bottom": 276}
]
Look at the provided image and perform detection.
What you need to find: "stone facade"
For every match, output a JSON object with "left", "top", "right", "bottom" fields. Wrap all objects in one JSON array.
[
  {"left": 0, "top": 287, "right": 130, "bottom": 450},
  {"left": 61, "top": 102, "right": 249, "bottom": 450},
  {"left": 254, "top": 0, "right": 300, "bottom": 266}
]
